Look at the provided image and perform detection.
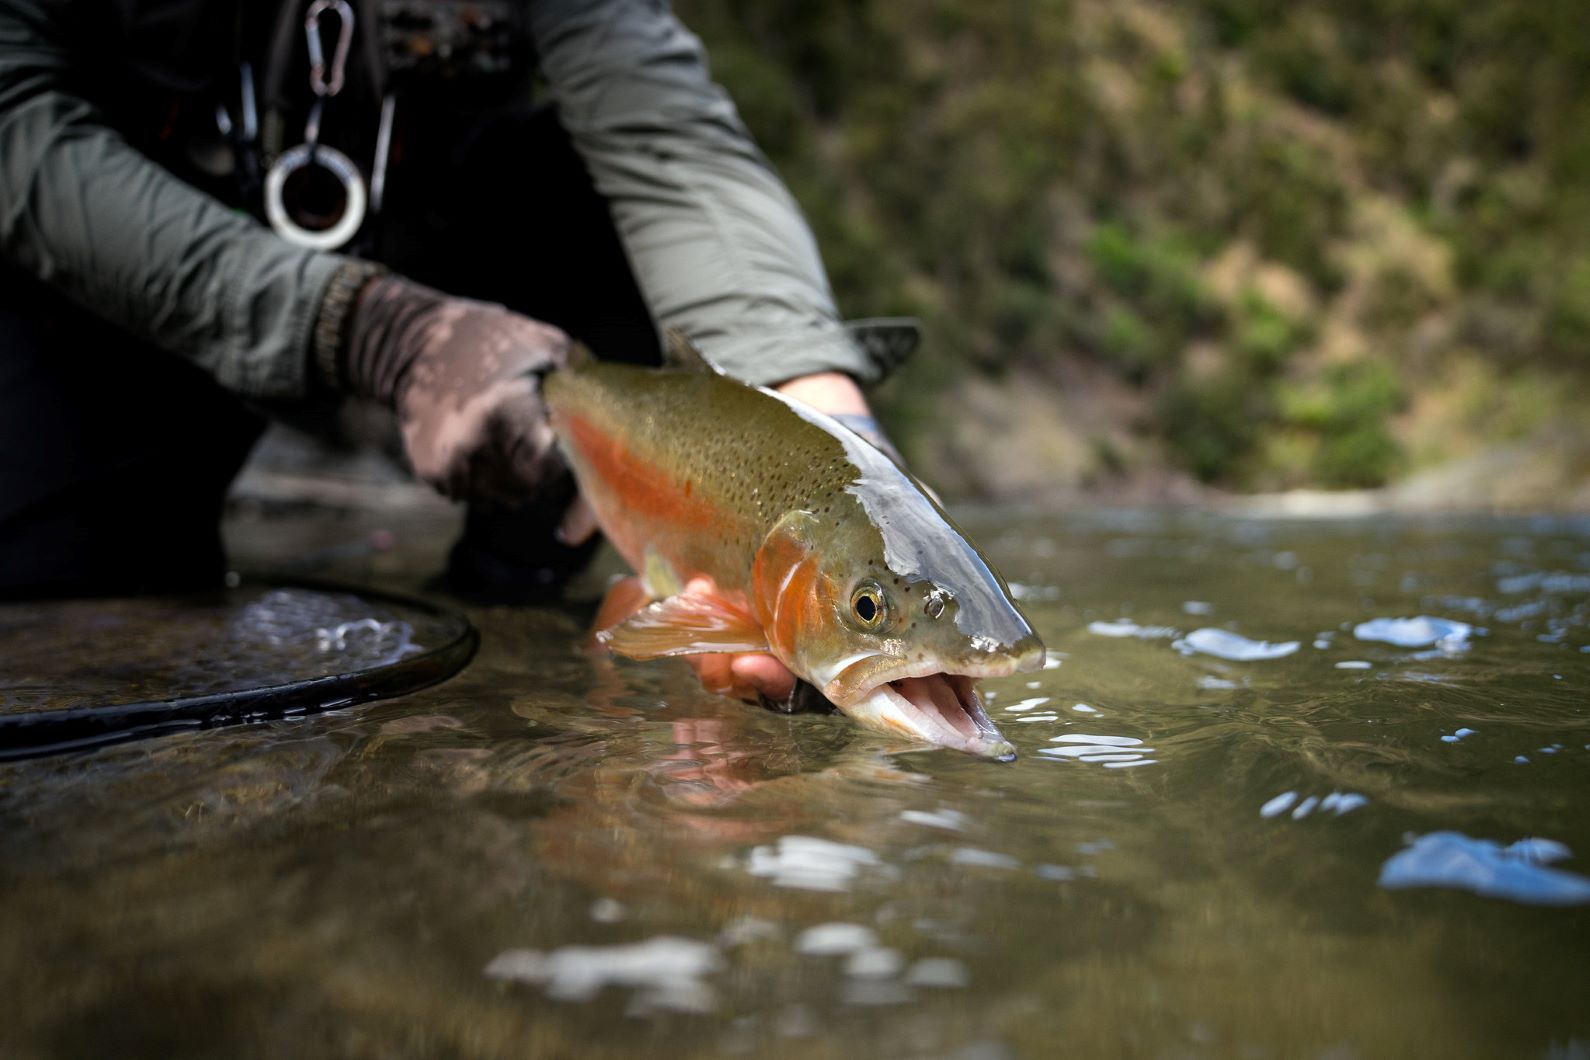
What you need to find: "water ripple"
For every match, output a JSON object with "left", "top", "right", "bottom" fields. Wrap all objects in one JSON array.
[
  {"left": 1039, "top": 734, "right": 1157, "bottom": 769},
  {"left": 1260, "top": 790, "right": 1369, "bottom": 819}
]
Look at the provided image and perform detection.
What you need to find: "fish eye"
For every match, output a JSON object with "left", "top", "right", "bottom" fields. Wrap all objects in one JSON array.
[{"left": 850, "top": 583, "right": 887, "bottom": 630}]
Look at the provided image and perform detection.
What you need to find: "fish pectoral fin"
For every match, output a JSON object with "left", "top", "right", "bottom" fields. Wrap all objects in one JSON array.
[
  {"left": 597, "top": 591, "right": 769, "bottom": 659},
  {"left": 583, "top": 576, "right": 654, "bottom": 653}
]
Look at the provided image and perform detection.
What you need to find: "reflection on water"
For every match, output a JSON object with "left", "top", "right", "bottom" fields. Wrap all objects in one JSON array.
[
  {"left": 1354, "top": 615, "right": 1476, "bottom": 653},
  {"left": 485, "top": 936, "right": 724, "bottom": 1012},
  {"left": 1380, "top": 833, "right": 1590, "bottom": 906},
  {"left": 2, "top": 509, "right": 1589, "bottom": 1056}
]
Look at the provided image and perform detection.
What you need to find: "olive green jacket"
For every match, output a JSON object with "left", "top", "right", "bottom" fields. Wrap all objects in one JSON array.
[{"left": 0, "top": 0, "right": 893, "bottom": 396}]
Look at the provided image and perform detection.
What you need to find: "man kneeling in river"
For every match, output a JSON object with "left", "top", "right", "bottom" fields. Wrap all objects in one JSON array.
[{"left": 0, "top": 0, "right": 917, "bottom": 703}]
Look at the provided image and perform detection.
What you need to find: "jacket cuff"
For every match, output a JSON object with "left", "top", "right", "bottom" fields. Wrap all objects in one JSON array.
[
  {"left": 311, "top": 259, "right": 391, "bottom": 393},
  {"left": 701, "top": 318, "right": 920, "bottom": 387}
]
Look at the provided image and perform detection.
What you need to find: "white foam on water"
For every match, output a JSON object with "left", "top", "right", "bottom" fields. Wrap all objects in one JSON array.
[
  {"left": 795, "top": 922, "right": 878, "bottom": 956},
  {"left": 1072, "top": 702, "right": 1099, "bottom": 713},
  {"left": 745, "top": 835, "right": 888, "bottom": 892},
  {"left": 1174, "top": 628, "right": 1300, "bottom": 661},
  {"left": 951, "top": 848, "right": 1021, "bottom": 870},
  {"left": 844, "top": 946, "right": 906, "bottom": 979},
  {"left": 1379, "top": 832, "right": 1590, "bottom": 906},
  {"left": 484, "top": 936, "right": 723, "bottom": 1010},
  {"left": 899, "top": 808, "right": 967, "bottom": 832},
  {"left": 1013, "top": 713, "right": 1060, "bottom": 723},
  {"left": 1088, "top": 619, "right": 1179, "bottom": 639},
  {"left": 1353, "top": 616, "right": 1473, "bottom": 652},
  {"left": 1336, "top": 661, "right": 1373, "bottom": 670},
  {"left": 1265, "top": 790, "right": 1368, "bottom": 818},
  {"left": 1182, "top": 601, "right": 1213, "bottom": 615},
  {"left": 1261, "top": 791, "right": 1298, "bottom": 818},
  {"left": 1002, "top": 696, "right": 1051, "bottom": 713},
  {"left": 1319, "top": 792, "right": 1369, "bottom": 815},
  {"left": 1441, "top": 727, "right": 1478, "bottom": 744},
  {"left": 312, "top": 617, "right": 420, "bottom": 663}
]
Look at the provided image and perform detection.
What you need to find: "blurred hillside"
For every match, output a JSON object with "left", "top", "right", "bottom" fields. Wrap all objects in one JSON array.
[{"left": 675, "top": 0, "right": 1590, "bottom": 505}]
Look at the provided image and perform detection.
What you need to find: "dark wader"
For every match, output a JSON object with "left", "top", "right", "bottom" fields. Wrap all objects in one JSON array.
[{"left": 0, "top": 103, "right": 658, "bottom": 600}]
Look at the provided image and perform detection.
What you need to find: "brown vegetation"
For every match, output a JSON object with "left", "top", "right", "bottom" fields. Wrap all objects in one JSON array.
[{"left": 678, "top": 0, "right": 1590, "bottom": 505}]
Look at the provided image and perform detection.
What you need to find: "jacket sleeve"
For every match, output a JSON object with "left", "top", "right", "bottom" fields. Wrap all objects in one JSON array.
[
  {"left": 0, "top": 0, "right": 343, "bottom": 398},
  {"left": 526, "top": 0, "right": 898, "bottom": 387}
]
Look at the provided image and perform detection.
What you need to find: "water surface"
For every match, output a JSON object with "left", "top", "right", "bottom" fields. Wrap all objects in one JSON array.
[{"left": 2, "top": 509, "right": 1587, "bottom": 1057}]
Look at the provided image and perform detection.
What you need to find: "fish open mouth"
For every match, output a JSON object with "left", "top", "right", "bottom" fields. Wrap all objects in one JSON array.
[
  {"left": 878, "top": 673, "right": 1014, "bottom": 760},
  {"left": 827, "top": 666, "right": 1017, "bottom": 761},
  {"left": 823, "top": 648, "right": 1041, "bottom": 761}
]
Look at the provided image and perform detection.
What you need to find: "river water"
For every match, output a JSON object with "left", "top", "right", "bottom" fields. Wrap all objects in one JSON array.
[{"left": 1, "top": 508, "right": 1587, "bottom": 1058}]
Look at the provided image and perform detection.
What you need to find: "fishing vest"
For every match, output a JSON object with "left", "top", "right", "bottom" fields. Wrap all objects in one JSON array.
[{"left": 81, "top": 0, "right": 535, "bottom": 251}]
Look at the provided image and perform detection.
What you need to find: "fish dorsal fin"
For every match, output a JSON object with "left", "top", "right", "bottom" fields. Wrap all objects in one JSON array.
[
  {"left": 598, "top": 589, "right": 769, "bottom": 658},
  {"left": 662, "top": 328, "right": 720, "bottom": 373}
]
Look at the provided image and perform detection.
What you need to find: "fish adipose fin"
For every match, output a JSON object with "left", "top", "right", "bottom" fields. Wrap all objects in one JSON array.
[{"left": 598, "top": 591, "right": 769, "bottom": 658}]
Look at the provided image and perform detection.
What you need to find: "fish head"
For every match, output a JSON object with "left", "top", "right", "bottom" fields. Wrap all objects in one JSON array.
[{"left": 751, "top": 500, "right": 1045, "bottom": 761}]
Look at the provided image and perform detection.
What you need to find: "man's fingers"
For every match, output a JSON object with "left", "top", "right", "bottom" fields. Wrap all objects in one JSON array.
[
  {"left": 686, "top": 654, "right": 738, "bottom": 698},
  {"left": 684, "top": 651, "right": 797, "bottom": 704},
  {"left": 730, "top": 654, "right": 797, "bottom": 701}
]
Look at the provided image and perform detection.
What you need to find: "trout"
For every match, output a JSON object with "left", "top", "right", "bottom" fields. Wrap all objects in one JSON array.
[{"left": 543, "top": 344, "right": 1044, "bottom": 760}]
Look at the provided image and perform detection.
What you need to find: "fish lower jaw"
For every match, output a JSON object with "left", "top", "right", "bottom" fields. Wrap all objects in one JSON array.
[{"left": 835, "top": 674, "right": 1017, "bottom": 762}]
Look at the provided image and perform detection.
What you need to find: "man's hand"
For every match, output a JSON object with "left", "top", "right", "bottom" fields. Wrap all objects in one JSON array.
[
  {"left": 775, "top": 371, "right": 870, "bottom": 417},
  {"left": 342, "top": 275, "right": 570, "bottom": 501}
]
